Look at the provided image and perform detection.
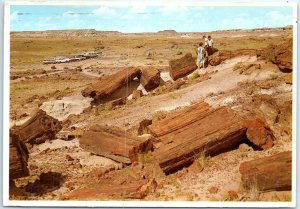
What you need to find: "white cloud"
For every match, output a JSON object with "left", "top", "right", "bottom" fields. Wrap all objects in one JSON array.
[
  {"left": 129, "top": 4, "right": 147, "bottom": 14},
  {"left": 267, "top": 11, "right": 288, "bottom": 20},
  {"left": 63, "top": 11, "right": 79, "bottom": 18},
  {"left": 121, "top": 13, "right": 135, "bottom": 20},
  {"left": 10, "top": 11, "right": 19, "bottom": 22},
  {"left": 92, "top": 6, "right": 116, "bottom": 16}
]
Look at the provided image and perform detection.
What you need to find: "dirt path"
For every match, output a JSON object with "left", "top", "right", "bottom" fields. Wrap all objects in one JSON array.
[{"left": 93, "top": 55, "right": 279, "bottom": 128}]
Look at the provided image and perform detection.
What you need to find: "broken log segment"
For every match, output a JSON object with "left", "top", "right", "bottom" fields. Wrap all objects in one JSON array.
[
  {"left": 140, "top": 68, "right": 160, "bottom": 91},
  {"left": 169, "top": 53, "right": 197, "bottom": 80},
  {"left": 80, "top": 125, "right": 153, "bottom": 164},
  {"left": 9, "top": 134, "right": 29, "bottom": 180},
  {"left": 82, "top": 67, "right": 141, "bottom": 102},
  {"left": 239, "top": 151, "right": 292, "bottom": 191},
  {"left": 63, "top": 179, "right": 149, "bottom": 200},
  {"left": 10, "top": 109, "right": 62, "bottom": 145},
  {"left": 148, "top": 102, "right": 247, "bottom": 174}
]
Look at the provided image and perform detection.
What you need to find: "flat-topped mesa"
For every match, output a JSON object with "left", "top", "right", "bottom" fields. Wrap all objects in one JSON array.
[
  {"left": 169, "top": 53, "right": 198, "bottom": 80},
  {"left": 82, "top": 67, "right": 141, "bottom": 103},
  {"left": 79, "top": 124, "right": 153, "bottom": 164},
  {"left": 148, "top": 102, "right": 248, "bottom": 174},
  {"left": 10, "top": 109, "right": 62, "bottom": 145}
]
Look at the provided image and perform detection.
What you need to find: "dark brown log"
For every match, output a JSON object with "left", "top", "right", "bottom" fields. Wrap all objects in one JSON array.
[
  {"left": 82, "top": 67, "right": 141, "bottom": 102},
  {"left": 239, "top": 151, "right": 292, "bottom": 191},
  {"left": 80, "top": 125, "right": 153, "bottom": 164},
  {"left": 106, "top": 97, "right": 126, "bottom": 109},
  {"left": 148, "top": 102, "right": 247, "bottom": 174},
  {"left": 169, "top": 53, "right": 197, "bottom": 80},
  {"left": 140, "top": 68, "right": 160, "bottom": 91},
  {"left": 10, "top": 109, "right": 62, "bottom": 145},
  {"left": 9, "top": 135, "right": 29, "bottom": 180}
]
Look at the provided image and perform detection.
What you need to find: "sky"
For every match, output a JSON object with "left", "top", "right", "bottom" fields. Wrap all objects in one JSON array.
[{"left": 10, "top": 5, "right": 294, "bottom": 32}]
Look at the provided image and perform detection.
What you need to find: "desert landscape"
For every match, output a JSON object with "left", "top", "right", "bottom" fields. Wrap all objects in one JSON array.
[{"left": 9, "top": 25, "right": 293, "bottom": 202}]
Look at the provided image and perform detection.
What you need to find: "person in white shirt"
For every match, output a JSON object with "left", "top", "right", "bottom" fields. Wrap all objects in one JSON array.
[
  {"left": 203, "top": 35, "right": 208, "bottom": 47},
  {"left": 207, "top": 35, "right": 214, "bottom": 55}
]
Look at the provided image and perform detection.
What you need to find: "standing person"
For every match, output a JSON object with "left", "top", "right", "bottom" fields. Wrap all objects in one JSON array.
[
  {"left": 203, "top": 35, "right": 208, "bottom": 47},
  {"left": 196, "top": 42, "right": 208, "bottom": 69},
  {"left": 207, "top": 35, "right": 214, "bottom": 55}
]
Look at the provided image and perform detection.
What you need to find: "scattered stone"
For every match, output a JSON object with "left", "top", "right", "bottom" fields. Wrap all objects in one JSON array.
[
  {"left": 227, "top": 190, "right": 238, "bottom": 200},
  {"left": 66, "top": 154, "right": 74, "bottom": 161},
  {"left": 138, "top": 119, "right": 152, "bottom": 135},
  {"left": 188, "top": 161, "right": 204, "bottom": 173},
  {"left": 208, "top": 186, "right": 218, "bottom": 194},
  {"left": 238, "top": 143, "right": 253, "bottom": 152},
  {"left": 132, "top": 90, "right": 142, "bottom": 100}
]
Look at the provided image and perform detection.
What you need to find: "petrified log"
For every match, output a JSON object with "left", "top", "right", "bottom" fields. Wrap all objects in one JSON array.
[
  {"left": 82, "top": 67, "right": 141, "bottom": 102},
  {"left": 148, "top": 102, "right": 247, "bottom": 174},
  {"left": 140, "top": 68, "right": 160, "bottom": 91},
  {"left": 63, "top": 179, "right": 150, "bottom": 200},
  {"left": 80, "top": 125, "right": 153, "bottom": 164},
  {"left": 9, "top": 135, "right": 29, "bottom": 180},
  {"left": 209, "top": 49, "right": 257, "bottom": 66},
  {"left": 169, "top": 53, "right": 197, "bottom": 80},
  {"left": 239, "top": 151, "right": 292, "bottom": 191},
  {"left": 257, "top": 39, "right": 292, "bottom": 72},
  {"left": 245, "top": 119, "right": 274, "bottom": 150},
  {"left": 10, "top": 109, "right": 62, "bottom": 145}
]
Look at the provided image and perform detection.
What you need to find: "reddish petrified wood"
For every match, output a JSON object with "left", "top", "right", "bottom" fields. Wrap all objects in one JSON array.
[
  {"left": 80, "top": 124, "right": 153, "bottom": 164},
  {"left": 239, "top": 151, "right": 292, "bottom": 191},
  {"left": 169, "top": 53, "right": 197, "bottom": 80}
]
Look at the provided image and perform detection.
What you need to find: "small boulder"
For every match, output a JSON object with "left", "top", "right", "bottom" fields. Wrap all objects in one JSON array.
[
  {"left": 246, "top": 119, "right": 274, "bottom": 150},
  {"left": 140, "top": 68, "right": 160, "bottom": 91}
]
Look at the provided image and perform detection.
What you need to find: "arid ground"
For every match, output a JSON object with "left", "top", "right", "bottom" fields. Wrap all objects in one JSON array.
[{"left": 9, "top": 26, "right": 293, "bottom": 201}]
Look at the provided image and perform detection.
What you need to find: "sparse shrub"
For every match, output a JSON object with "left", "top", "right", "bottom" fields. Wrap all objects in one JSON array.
[
  {"left": 190, "top": 71, "right": 200, "bottom": 80},
  {"left": 196, "top": 150, "right": 211, "bottom": 168},
  {"left": 269, "top": 73, "right": 278, "bottom": 80},
  {"left": 233, "top": 62, "right": 244, "bottom": 71},
  {"left": 137, "top": 153, "right": 153, "bottom": 164}
]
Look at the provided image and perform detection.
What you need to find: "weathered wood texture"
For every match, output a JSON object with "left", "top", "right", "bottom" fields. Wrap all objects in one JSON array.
[
  {"left": 208, "top": 49, "right": 257, "bottom": 66},
  {"left": 82, "top": 67, "right": 141, "bottom": 101},
  {"left": 148, "top": 102, "right": 247, "bottom": 174},
  {"left": 169, "top": 53, "right": 197, "bottom": 80},
  {"left": 64, "top": 179, "right": 149, "bottom": 200},
  {"left": 80, "top": 125, "right": 153, "bottom": 164},
  {"left": 9, "top": 135, "right": 29, "bottom": 180},
  {"left": 10, "top": 109, "right": 62, "bottom": 145},
  {"left": 140, "top": 68, "right": 160, "bottom": 91},
  {"left": 239, "top": 151, "right": 292, "bottom": 191}
]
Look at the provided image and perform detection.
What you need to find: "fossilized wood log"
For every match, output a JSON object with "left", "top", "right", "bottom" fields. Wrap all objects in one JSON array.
[
  {"left": 148, "top": 102, "right": 247, "bottom": 174},
  {"left": 239, "top": 151, "right": 292, "bottom": 191},
  {"left": 169, "top": 53, "right": 197, "bottom": 80},
  {"left": 140, "top": 68, "right": 160, "bottom": 91},
  {"left": 9, "top": 135, "right": 29, "bottom": 180},
  {"left": 10, "top": 109, "right": 62, "bottom": 145},
  {"left": 80, "top": 125, "right": 153, "bottom": 164},
  {"left": 63, "top": 179, "right": 149, "bottom": 200},
  {"left": 82, "top": 67, "right": 141, "bottom": 102}
]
